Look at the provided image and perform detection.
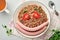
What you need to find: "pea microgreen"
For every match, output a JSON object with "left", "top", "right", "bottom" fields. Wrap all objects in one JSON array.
[
  {"left": 48, "top": 29, "right": 60, "bottom": 40},
  {"left": 2, "top": 25, "right": 12, "bottom": 36}
]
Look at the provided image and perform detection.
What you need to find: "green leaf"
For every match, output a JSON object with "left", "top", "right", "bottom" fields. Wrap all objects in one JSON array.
[
  {"left": 48, "top": 29, "right": 60, "bottom": 40},
  {"left": 6, "top": 31, "right": 9, "bottom": 34},
  {"left": 34, "top": 7, "right": 38, "bottom": 10},
  {"left": 23, "top": 9, "right": 27, "bottom": 13},
  {"left": 2, "top": 24, "right": 13, "bottom": 36},
  {"left": 52, "top": 29, "right": 55, "bottom": 32},
  {"left": 2, "top": 25, "right": 7, "bottom": 28},
  {"left": 10, "top": 29, "right": 12, "bottom": 32},
  {"left": 6, "top": 29, "right": 12, "bottom": 36}
]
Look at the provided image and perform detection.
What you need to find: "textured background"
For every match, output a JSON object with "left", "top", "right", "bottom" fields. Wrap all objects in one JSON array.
[{"left": 0, "top": 0, "right": 60, "bottom": 40}]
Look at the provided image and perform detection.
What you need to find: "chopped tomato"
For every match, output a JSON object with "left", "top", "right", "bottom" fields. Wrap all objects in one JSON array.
[
  {"left": 22, "top": 13, "right": 30, "bottom": 20},
  {"left": 33, "top": 11, "right": 41, "bottom": 19}
]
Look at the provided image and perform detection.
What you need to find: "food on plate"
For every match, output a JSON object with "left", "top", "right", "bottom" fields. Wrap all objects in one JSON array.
[
  {"left": 15, "top": 23, "right": 47, "bottom": 36},
  {"left": 18, "top": 5, "right": 48, "bottom": 28}
]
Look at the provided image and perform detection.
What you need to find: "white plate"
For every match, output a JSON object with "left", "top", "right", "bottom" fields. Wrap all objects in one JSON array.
[{"left": 13, "top": 1, "right": 50, "bottom": 38}]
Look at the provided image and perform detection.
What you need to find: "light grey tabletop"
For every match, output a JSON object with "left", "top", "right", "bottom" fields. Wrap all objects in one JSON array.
[{"left": 0, "top": 0, "right": 60, "bottom": 40}]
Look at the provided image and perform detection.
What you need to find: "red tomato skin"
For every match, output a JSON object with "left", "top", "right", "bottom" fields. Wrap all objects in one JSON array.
[
  {"left": 33, "top": 11, "right": 41, "bottom": 19},
  {"left": 22, "top": 14, "right": 30, "bottom": 20}
]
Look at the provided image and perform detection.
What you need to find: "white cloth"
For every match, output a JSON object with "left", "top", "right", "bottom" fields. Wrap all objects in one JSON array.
[
  {"left": 37, "top": 11, "right": 60, "bottom": 40},
  {"left": 9, "top": 10, "right": 60, "bottom": 40}
]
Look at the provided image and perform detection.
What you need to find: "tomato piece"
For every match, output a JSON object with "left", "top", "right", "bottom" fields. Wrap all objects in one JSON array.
[
  {"left": 22, "top": 13, "right": 30, "bottom": 20},
  {"left": 33, "top": 11, "right": 41, "bottom": 19}
]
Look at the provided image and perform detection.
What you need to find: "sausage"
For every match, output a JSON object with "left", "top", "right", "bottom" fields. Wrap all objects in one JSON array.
[
  {"left": 15, "top": 23, "right": 47, "bottom": 36},
  {"left": 16, "top": 20, "right": 48, "bottom": 32}
]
